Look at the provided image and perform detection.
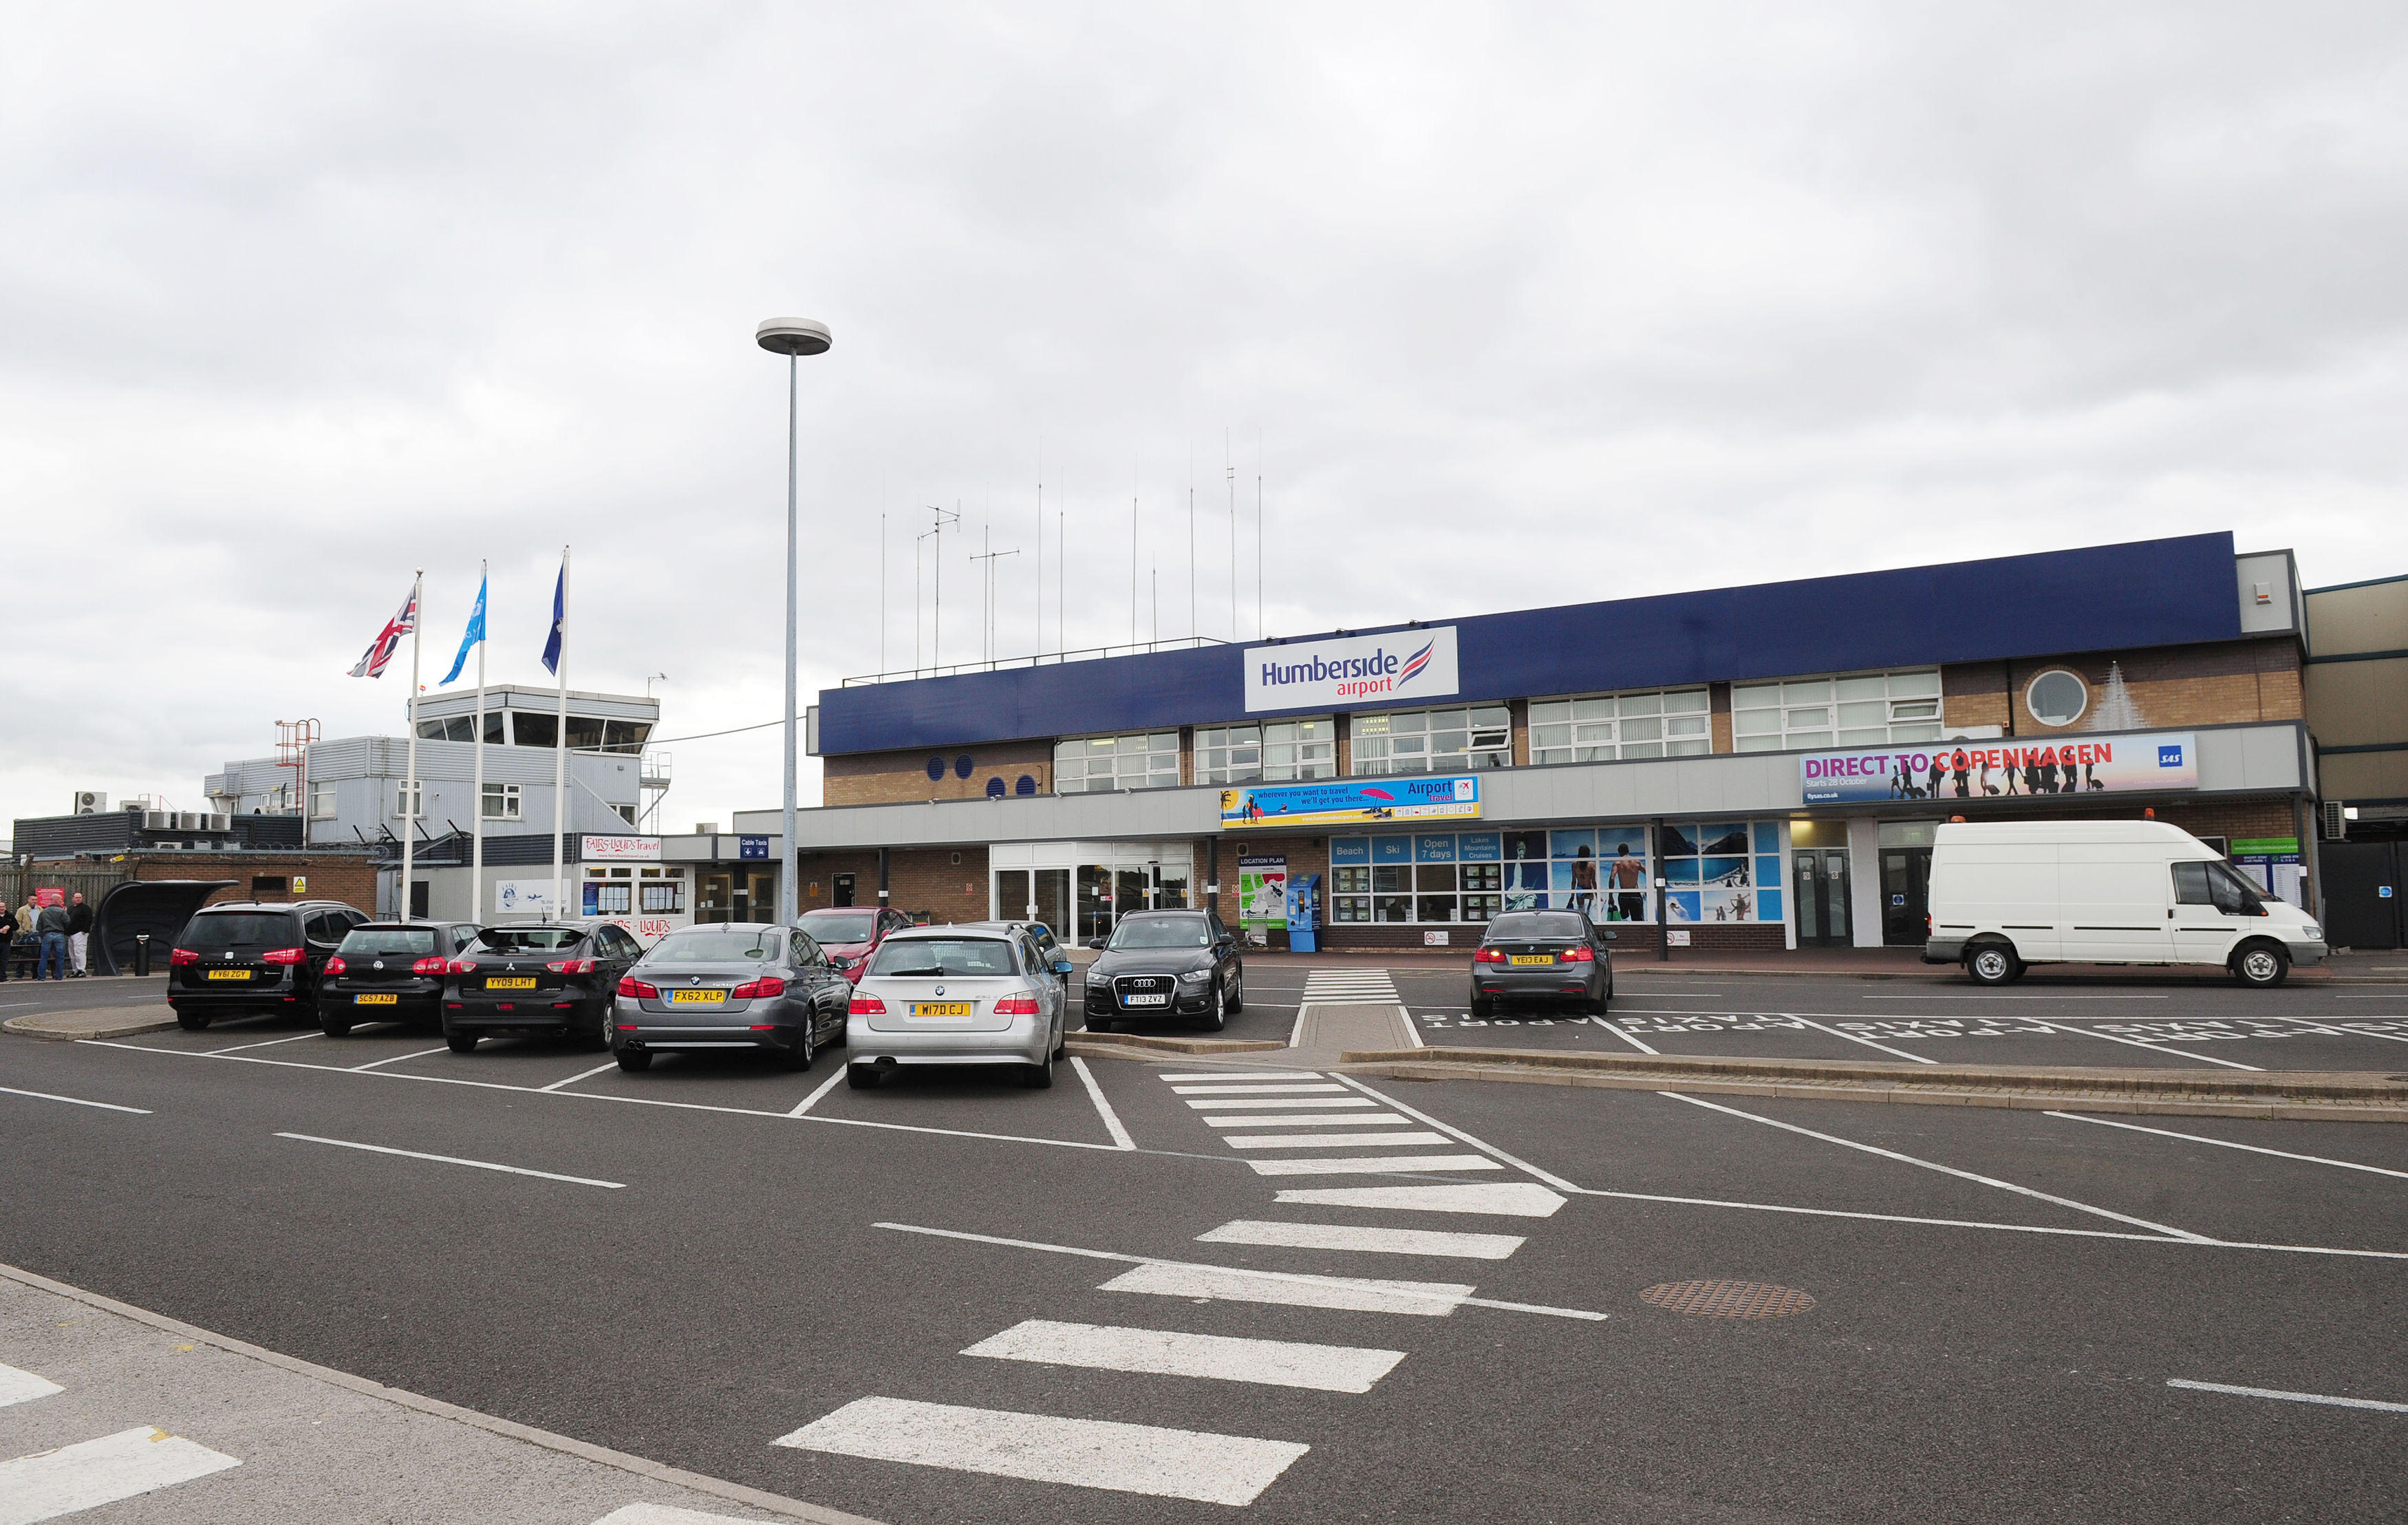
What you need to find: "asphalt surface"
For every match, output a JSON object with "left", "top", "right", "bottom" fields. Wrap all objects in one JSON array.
[{"left": 4, "top": 962, "right": 2407, "bottom": 1522}]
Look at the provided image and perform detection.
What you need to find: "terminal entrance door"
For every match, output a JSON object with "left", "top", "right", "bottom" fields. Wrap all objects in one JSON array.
[
  {"left": 1879, "top": 849, "right": 1929, "bottom": 945},
  {"left": 1793, "top": 849, "right": 1852, "bottom": 947},
  {"left": 993, "top": 868, "right": 1071, "bottom": 933}
]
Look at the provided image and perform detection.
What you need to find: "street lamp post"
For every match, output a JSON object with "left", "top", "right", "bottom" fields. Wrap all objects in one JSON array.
[{"left": 755, "top": 316, "right": 832, "bottom": 927}]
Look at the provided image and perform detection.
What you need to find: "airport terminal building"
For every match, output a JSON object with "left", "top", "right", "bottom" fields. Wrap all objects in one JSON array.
[{"left": 680, "top": 532, "right": 2328, "bottom": 953}]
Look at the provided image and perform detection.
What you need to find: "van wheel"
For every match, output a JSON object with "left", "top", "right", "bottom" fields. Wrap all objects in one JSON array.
[
  {"left": 1965, "top": 944, "right": 2022, "bottom": 986},
  {"left": 2233, "top": 942, "right": 2290, "bottom": 988}
]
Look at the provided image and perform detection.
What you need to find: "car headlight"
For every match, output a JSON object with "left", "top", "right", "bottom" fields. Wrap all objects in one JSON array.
[
  {"left": 2302, "top": 923, "right": 2323, "bottom": 942},
  {"left": 1177, "top": 968, "right": 1214, "bottom": 984}
]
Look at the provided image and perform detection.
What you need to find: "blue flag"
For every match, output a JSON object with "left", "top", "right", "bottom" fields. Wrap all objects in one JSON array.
[
  {"left": 439, "top": 573, "right": 487, "bottom": 685},
  {"left": 541, "top": 557, "right": 566, "bottom": 675}
]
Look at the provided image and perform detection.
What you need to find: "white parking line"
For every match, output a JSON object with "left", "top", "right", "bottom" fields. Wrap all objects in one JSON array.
[
  {"left": 1198, "top": 1220, "right": 1525, "bottom": 1259},
  {"left": 0, "top": 1426, "right": 241, "bottom": 1522},
  {"left": 272, "top": 1132, "right": 626, "bottom": 1189},
  {"left": 0, "top": 1363, "right": 63, "bottom": 1408},
  {"left": 2048, "top": 1112, "right": 2408, "bottom": 1181},
  {"left": 773, "top": 1396, "right": 1308, "bottom": 1506},
  {"left": 787, "top": 1064, "right": 850, "bottom": 1117},
  {"left": 1223, "top": 1131, "right": 1450, "bottom": 1150},
  {"left": 1071, "top": 1057, "right": 1136, "bottom": 1151},
  {"left": 1785, "top": 1014, "right": 1937, "bottom": 1064},
  {"left": 538, "top": 1062, "right": 622, "bottom": 1093},
  {"left": 204, "top": 1032, "right": 326, "bottom": 1054},
  {"left": 963, "top": 1318, "right": 1406, "bottom": 1393},
  {"left": 1595, "top": 1019, "right": 1660, "bottom": 1054},
  {"left": 0, "top": 1085, "right": 151, "bottom": 1116},
  {"left": 1657, "top": 1093, "right": 2213, "bottom": 1240},
  {"left": 348, "top": 1047, "right": 451, "bottom": 1072},
  {"left": 2167, "top": 1378, "right": 2408, "bottom": 1414},
  {"left": 2023, "top": 1017, "right": 2263, "bottom": 1071},
  {"left": 1864, "top": 993, "right": 2171, "bottom": 1000}
]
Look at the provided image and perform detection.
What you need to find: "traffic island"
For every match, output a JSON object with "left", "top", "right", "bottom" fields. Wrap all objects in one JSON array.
[
  {"left": 3, "top": 1005, "right": 180, "bottom": 1041},
  {"left": 1334, "top": 1046, "right": 2408, "bottom": 1123}
]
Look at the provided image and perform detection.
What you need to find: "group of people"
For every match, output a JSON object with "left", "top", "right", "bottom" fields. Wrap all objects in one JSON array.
[{"left": 0, "top": 893, "right": 93, "bottom": 980}]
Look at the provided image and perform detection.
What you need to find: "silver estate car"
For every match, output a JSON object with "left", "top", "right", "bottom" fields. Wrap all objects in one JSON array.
[{"left": 846, "top": 924, "right": 1068, "bottom": 1090}]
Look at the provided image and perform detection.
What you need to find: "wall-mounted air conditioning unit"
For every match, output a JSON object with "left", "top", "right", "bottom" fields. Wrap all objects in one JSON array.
[
  {"left": 73, "top": 791, "right": 108, "bottom": 814},
  {"left": 144, "top": 811, "right": 172, "bottom": 830},
  {"left": 2323, "top": 801, "right": 2349, "bottom": 840},
  {"left": 205, "top": 813, "right": 231, "bottom": 832}
]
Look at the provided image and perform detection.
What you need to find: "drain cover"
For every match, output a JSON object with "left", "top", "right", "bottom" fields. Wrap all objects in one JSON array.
[{"left": 1640, "top": 1279, "right": 1816, "bottom": 1319}]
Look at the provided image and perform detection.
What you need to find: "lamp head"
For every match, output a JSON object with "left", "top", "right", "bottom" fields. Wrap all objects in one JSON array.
[{"left": 755, "top": 317, "right": 832, "bottom": 357}]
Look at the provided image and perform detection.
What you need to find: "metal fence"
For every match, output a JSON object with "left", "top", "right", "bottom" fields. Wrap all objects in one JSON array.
[{"left": 0, "top": 865, "right": 133, "bottom": 910}]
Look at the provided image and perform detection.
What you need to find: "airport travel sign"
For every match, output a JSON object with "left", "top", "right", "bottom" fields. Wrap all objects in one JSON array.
[
  {"left": 1800, "top": 731, "right": 2200, "bottom": 805},
  {"left": 1220, "top": 775, "right": 1481, "bottom": 830},
  {"left": 1245, "top": 627, "right": 1460, "bottom": 713}
]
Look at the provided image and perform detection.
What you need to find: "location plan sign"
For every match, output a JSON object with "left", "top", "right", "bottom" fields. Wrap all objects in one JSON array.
[
  {"left": 1800, "top": 731, "right": 2199, "bottom": 804},
  {"left": 1221, "top": 775, "right": 1480, "bottom": 830}
]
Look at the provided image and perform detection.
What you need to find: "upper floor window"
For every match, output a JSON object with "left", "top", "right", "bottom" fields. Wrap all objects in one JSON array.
[
  {"left": 1732, "top": 669, "right": 1942, "bottom": 753},
  {"left": 1529, "top": 688, "right": 1710, "bottom": 763},
  {"left": 1196, "top": 719, "right": 1337, "bottom": 785},
  {"left": 1351, "top": 705, "right": 1512, "bottom": 775},
  {"left": 1054, "top": 732, "right": 1180, "bottom": 793},
  {"left": 308, "top": 783, "right": 337, "bottom": 819}
]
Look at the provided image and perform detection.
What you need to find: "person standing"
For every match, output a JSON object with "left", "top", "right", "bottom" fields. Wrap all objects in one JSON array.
[
  {"left": 65, "top": 892, "right": 93, "bottom": 977},
  {"left": 13, "top": 898, "right": 34, "bottom": 978},
  {"left": 0, "top": 899, "right": 12, "bottom": 982},
  {"left": 34, "top": 897, "right": 70, "bottom": 981}
]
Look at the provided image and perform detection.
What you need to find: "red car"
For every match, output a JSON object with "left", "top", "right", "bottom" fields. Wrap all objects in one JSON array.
[{"left": 797, "top": 906, "right": 915, "bottom": 984}]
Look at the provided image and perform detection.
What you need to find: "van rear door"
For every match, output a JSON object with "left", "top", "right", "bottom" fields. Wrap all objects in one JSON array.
[{"left": 2058, "top": 845, "right": 2175, "bottom": 964}]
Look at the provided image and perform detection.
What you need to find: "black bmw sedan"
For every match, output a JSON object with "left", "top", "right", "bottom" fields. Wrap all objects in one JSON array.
[
  {"left": 440, "top": 920, "right": 643, "bottom": 1052},
  {"left": 1469, "top": 909, "right": 1614, "bottom": 1017},
  {"left": 1083, "top": 909, "right": 1244, "bottom": 1033}
]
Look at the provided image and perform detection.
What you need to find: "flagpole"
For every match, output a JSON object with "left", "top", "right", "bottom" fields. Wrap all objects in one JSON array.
[
  {"left": 471, "top": 560, "right": 486, "bottom": 923},
  {"left": 552, "top": 545, "right": 570, "bottom": 923},
  {"left": 401, "top": 569, "right": 423, "bottom": 922}
]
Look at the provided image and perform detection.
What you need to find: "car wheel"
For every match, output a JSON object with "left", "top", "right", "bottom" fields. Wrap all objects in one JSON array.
[
  {"left": 1086, "top": 1015, "right": 1113, "bottom": 1034},
  {"left": 1225, "top": 972, "right": 1244, "bottom": 1014},
  {"left": 1196, "top": 980, "right": 1226, "bottom": 1033},
  {"left": 320, "top": 1013, "right": 352, "bottom": 1037},
  {"left": 1965, "top": 943, "right": 2021, "bottom": 987},
  {"left": 2233, "top": 941, "right": 2290, "bottom": 988},
  {"left": 175, "top": 1008, "right": 212, "bottom": 1032},
  {"left": 846, "top": 1063, "right": 878, "bottom": 1090},
  {"left": 1023, "top": 1056, "right": 1055, "bottom": 1088},
  {"left": 1470, "top": 994, "right": 1495, "bottom": 1019},
  {"left": 782, "top": 1019, "right": 817, "bottom": 1071},
  {"left": 445, "top": 1031, "right": 478, "bottom": 1054},
  {"left": 824, "top": 1003, "right": 848, "bottom": 1047},
  {"left": 616, "top": 1048, "right": 652, "bottom": 1072},
  {"left": 585, "top": 1004, "right": 613, "bottom": 1051},
  {"left": 1051, "top": 1020, "right": 1066, "bottom": 1062}
]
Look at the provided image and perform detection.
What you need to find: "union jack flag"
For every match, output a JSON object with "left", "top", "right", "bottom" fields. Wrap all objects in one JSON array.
[{"left": 350, "top": 583, "right": 418, "bottom": 678}]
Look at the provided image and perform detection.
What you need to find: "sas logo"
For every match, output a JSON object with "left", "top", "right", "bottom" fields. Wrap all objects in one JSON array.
[{"left": 2157, "top": 744, "right": 2185, "bottom": 768}]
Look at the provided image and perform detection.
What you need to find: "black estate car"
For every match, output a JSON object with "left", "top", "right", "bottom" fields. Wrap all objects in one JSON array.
[
  {"left": 168, "top": 900, "right": 372, "bottom": 1030},
  {"left": 317, "top": 921, "right": 483, "bottom": 1036},
  {"left": 1469, "top": 909, "right": 1615, "bottom": 1017},
  {"left": 1084, "top": 909, "right": 1244, "bottom": 1032},
  {"left": 441, "top": 920, "right": 643, "bottom": 1052}
]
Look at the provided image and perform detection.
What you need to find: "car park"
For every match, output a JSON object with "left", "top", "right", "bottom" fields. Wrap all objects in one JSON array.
[
  {"left": 847, "top": 924, "right": 1068, "bottom": 1089},
  {"left": 1468, "top": 909, "right": 1614, "bottom": 1017},
  {"left": 166, "top": 900, "right": 372, "bottom": 1030},
  {"left": 1082, "top": 909, "right": 1243, "bottom": 1033},
  {"left": 610, "top": 922, "right": 852, "bottom": 1072},
  {"left": 442, "top": 920, "right": 642, "bottom": 1053},
  {"left": 317, "top": 921, "right": 482, "bottom": 1035},
  {"left": 797, "top": 905, "right": 915, "bottom": 984}
]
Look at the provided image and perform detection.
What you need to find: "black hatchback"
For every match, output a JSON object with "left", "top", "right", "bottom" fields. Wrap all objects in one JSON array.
[
  {"left": 1469, "top": 909, "right": 1615, "bottom": 1017},
  {"left": 168, "top": 900, "right": 371, "bottom": 1030},
  {"left": 317, "top": 922, "right": 483, "bottom": 1037},
  {"left": 442, "top": 920, "right": 642, "bottom": 1052}
]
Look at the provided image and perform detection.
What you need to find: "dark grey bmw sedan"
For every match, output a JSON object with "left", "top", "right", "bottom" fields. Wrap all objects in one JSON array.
[{"left": 611, "top": 922, "right": 852, "bottom": 1073}]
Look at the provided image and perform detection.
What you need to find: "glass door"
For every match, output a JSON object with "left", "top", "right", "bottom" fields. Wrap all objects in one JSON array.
[
  {"left": 1793, "top": 850, "right": 1852, "bottom": 947},
  {"left": 1032, "top": 869, "right": 1071, "bottom": 934},
  {"left": 1077, "top": 865, "right": 1115, "bottom": 942},
  {"left": 1880, "top": 849, "right": 1929, "bottom": 945},
  {"left": 993, "top": 869, "right": 1031, "bottom": 922},
  {"left": 698, "top": 872, "right": 735, "bottom": 924}
]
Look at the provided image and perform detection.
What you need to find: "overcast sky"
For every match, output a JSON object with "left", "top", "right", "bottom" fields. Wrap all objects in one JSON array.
[{"left": 6, "top": 3, "right": 2404, "bottom": 839}]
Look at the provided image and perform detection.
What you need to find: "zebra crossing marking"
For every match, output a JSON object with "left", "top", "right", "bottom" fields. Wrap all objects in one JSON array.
[
  {"left": 1202, "top": 1112, "right": 1413, "bottom": 1127},
  {"left": 0, "top": 1364, "right": 63, "bottom": 1409},
  {"left": 1300, "top": 970, "right": 1404, "bottom": 1006},
  {"left": 1198, "top": 1220, "right": 1527, "bottom": 1260},
  {"left": 588, "top": 1506, "right": 776, "bottom": 1524},
  {"left": 1185, "top": 1096, "right": 1378, "bottom": 1110},
  {"left": 1273, "top": 1183, "right": 1569, "bottom": 1216},
  {"left": 1172, "top": 1083, "right": 1346, "bottom": 1095},
  {"left": 773, "top": 1396, "right": 1309, "bottom": 1506},
  {"left": 1246, "top": 1153, "right": 1503, "bottom": 1176},
  {"left": 1100, "top": 1262, "right": 1476, "bottom": 1316},
  {"left": 1223, "top": 1131, "right": 1452, "bottom": 1150},
  {"left": 962, "top": 1318, "right": 1406, "bottom": 1393},
  {"left": 1157, "top": 1072, "right": 1315, "bottom": 1083},
  {"left": 0, "top": 1426, "right": 240, "bottom": 1525}
]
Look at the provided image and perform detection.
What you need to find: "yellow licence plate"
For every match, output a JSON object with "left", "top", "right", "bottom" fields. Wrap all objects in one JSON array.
[
  {"left": 1509, "top": 954, "right": 1555, "bottom": 966},
  {"left": 206, "top": 969, "right": 251, "bottom": 980},
  {"left": 355, "top": 993, "right": 399, "bottom": 1006},
  {"left": 485, "top": 977, "right": 537, "bottom": 991},
  {"left": 669, "top": 989, "right": 726, "bottom": 1006},
  {"left": 912, "top": 1002, "right": 973, "bottom": 1018}
]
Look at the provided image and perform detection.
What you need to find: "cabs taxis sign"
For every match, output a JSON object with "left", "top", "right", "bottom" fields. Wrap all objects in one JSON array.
[{"left": 1219, "top": 775, "right": 1479, "bottom": 830}]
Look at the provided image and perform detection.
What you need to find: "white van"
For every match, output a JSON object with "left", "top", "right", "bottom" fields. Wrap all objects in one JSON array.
[{"left": 1922, "top": 820, "right": 2325, "bottom": 987}]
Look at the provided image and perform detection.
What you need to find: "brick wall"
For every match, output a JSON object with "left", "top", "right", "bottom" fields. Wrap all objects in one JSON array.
[
  {"left": 1941, "top": 662, "right": 2013, "bottom": 731},
  {"left": 130, "top": 852, "right": 379, "bottom": 914},
  {"left": 2001, "top": 640, "right": 2303, "bottom": 734},
  {"left": 823, "top": 741, "right": 1054, "bottom": 806},
  {"left": 795, "top": 845, "right": 991, "bottom": 923}
]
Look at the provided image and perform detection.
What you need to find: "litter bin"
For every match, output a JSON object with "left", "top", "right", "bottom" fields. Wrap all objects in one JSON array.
[{"left": 133, "top": 933, "right": 151, "bottom": 977}]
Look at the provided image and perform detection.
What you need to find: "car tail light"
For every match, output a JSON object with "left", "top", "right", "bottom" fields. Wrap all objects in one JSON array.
[
  {"left": 993, "top": 995, "right": 1041, "bottom": 1015},
  {"left": 1925, "top": 913, "right": 1933, "bottom": 937},
  {"left": 618, "top": 975, "right": 658, "bottom": 998},
  {"left": 1562, "top": 944, "right": 1595, "bottom": 963},
  {"left": 323, "top": 956, "right": 347, "bottom": 976},
  {"left": 411, "top": 957, "right": 449, "bottom": 975},
  {"left": 1472, "top": 947, "right": 1506, "bottom": 964},
  {"left": 849, "top": 994, "right": 886, "bottom": 1015},
  {"left": 731, "top": 976, "right": 786, "bottom": 999},
  {"left": 262, "top": 947, "right": 306, "bottom": 966},
  {"left": 547, "top": 958, "right": 598, "bottom": 975},
  {"left": 447, "top": 959, "right": 478, "bottom": 975},
  {"left": 169, "top": 948, "right": 200, "bottom": 967}
]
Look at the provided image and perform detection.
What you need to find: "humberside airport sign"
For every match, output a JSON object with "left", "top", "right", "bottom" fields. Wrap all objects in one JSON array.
[{"left": 1245, "top": 627, "right": 1461, "bottom": 713}]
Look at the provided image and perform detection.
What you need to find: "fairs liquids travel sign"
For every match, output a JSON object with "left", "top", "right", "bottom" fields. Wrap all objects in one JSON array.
[
  {"left": 1220, "top": 775, "right": 1480, "bottom": 830},
  {"left": 1799, "top": 731, "right": 2200, "bottom": 805},
  {"left": 1244, "top": 626, "right": 1461, "bottom": 713}
]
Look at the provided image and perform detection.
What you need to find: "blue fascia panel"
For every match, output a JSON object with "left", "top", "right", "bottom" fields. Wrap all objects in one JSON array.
[{"left": 817, "top": 532, "right": 2243, "bottom": 753}]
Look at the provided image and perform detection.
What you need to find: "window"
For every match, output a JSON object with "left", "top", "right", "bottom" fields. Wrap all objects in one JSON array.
[
  {"left": 1331, "top": 832, "right": 1509, "bottom": 925},
  {"left": 2025, "top": 669, "right": 2089, "bottom": 727},
  {"left": 2173, "top": 861, "right": 2266, "bottom": 916},
  {"left": 309, "top": 783, "right": 336, "bottom": 819},
  {"left": 512, "top": 711, "right": 557, "bottom": 748},
  {"left": 616, "top": 804, "right": 637, "bottom": 826},
  {"left": 1196, "top": 719, "right": 1337, "bottom": 784},
  {"left": 590, "top": 882, "right": 633, "bottom": 916},
  {"left": 1656, "top": 821, "right": 1785, "bottom": 924},
  {"left": 1529, "top": 688, "right": 1710, "bottom": 763},
  {"left": 1732, "top": 669, "right": 1942, "bottom": 753},
  {"left": 603, "top": 720, "right": 651, "bottom": 753},
  {"left": 394, "top": 782, "right": 422, "bottom": 819},
  {"left": 416, "top": 716, "right": 483, "bottom": 742},
  {"left": 1350, "top": 706, "right": 1511, "bottom": 775},
  {"left": 482, "top": 783, "right": 521, "bottom": 821},
  {"left": 565, "top": 715, "right": 605, "bottom": 751},
  {"left": 639, "top": 880, "right": 685, "bottom": 913},
  {"left": 250, "top": 876, "right": 288, "bottom": 895},
  {"left": 1053, "top": 732, "right": 1180, "bottom": 793}
]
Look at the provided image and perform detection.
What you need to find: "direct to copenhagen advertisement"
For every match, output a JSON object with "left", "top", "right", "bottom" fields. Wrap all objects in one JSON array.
[
  {"left": 1221, "top": 775, "right": 1481, "bottom": 830},
  {"left": 1243, "top": 627, "right": 1460, "bottom": 712},
  {"left": 1799, "top": 731, "right": 2200, "bottom": 805}
]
